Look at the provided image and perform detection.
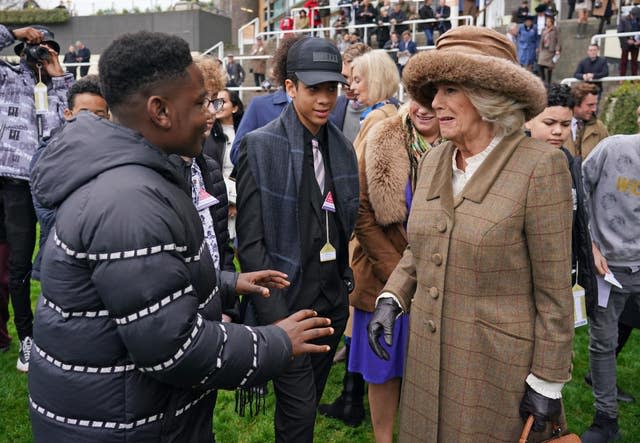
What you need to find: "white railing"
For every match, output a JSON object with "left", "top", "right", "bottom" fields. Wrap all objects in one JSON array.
[
  {"left": 591, "top": 31, "right": 640, "bottom": 46},
  {"left": 561, "top": 75, "right": 640, "bottom": 84},
  {"left": 202, "top": 41, "right": 224, "bottom": 60},
  {"left": 253, "top": 16, "right": 473, "bottom": 50},
  {"left": 238, "top": 17, "right": 260, "bottom": 55}
]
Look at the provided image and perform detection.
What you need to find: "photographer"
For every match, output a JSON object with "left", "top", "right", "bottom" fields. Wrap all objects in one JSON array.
[{"left": 0, "top": 25, "right": 73, "bottom": 372}]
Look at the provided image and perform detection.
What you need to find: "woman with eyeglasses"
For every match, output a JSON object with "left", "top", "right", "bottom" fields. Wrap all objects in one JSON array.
[{"left": 203, "top": 89, "right": 244, "bottom": 242}]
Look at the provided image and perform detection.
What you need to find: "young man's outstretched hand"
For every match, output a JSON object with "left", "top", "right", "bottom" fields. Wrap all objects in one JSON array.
[
  {"left": 236, "top": 270, "right": 290, "bottom": 297},
  {"left": 277, "top": 310, "right": 334, "bottom": 357}
]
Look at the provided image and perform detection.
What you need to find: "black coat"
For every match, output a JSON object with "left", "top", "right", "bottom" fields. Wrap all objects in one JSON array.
[
  {"left": 561, "top": 148, "right": 597, "bottom": 315},
  {"left": 29, "top": 113, "right": 292, "bottom": 443}
]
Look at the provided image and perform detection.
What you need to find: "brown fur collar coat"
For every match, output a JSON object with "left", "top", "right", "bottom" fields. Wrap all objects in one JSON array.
[{"left": 364, "top": 113, "right": 412, "bottom": 226}]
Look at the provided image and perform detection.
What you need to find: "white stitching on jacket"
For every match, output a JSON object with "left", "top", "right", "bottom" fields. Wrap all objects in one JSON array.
[
  {"left": 239, "top": 326, "right": 258, "bottom": 387},
  {"left": 137, "top": 314, "right": 204, "bottom": 373},
  {"left": 114, "top": 286, "right": 195, "bottom": 326},
  {"left": 30, "top": 397, "right": 164, "bottom": 430},
  {"left": 54, "top": 232, "right": 202, "bottom": 262},
  {"left": 41, "top": 296, "right": 109, "bottom": 319},
  {"left": 34, "top": 343, "right": 136, "bottom": 373},
  {"left": 174, "top": 388, "right": 216, "bottom": 416},
  {"left": 196, "top": 323, "right": 228, "bottom": 386}
]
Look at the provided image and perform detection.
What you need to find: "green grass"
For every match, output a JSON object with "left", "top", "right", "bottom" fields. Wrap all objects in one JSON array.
[{"left": 2, "top": 282, "right": 640, "bottom": 441}]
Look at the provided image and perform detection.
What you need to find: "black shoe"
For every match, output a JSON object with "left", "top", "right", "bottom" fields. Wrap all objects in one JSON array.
[
  {"left": 318, "top": 395, "right": 365, "bottom": 427},
  {"left": 585, "top": 373, "right": 635, "bottom": 403},
  {"left": 581, "top": 411, "right": 621, "bottom": 443}
]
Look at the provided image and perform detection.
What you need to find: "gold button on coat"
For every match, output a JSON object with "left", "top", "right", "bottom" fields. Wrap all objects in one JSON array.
[
  {"left": 432, "top": 253, "right": 443, "bottom": 265},
  {"left": 429, "top": 287, "right": 439, "bottom": 299},
  {"left": 427, "top": 320, "right": 437, "bottom": 332}
]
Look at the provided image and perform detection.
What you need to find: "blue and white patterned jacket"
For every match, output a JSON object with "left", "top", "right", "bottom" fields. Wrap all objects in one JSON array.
[{"left": 0, "top": 25, "right": 73, "bottom": 181}]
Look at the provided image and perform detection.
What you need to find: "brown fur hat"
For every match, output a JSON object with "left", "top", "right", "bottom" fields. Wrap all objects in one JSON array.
[{"left": 402, "top": 26, "right": 547, "bottom": 120}]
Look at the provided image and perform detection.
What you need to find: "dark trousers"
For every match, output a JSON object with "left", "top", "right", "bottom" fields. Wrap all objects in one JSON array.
[
  {"left": 253, "top": 73, "right": 266, "bottom": 87},
  {"left": 620, "top": 46, "right": 639, "bottom": 76},
  {"left": 273, "top": 302, "right": 347, "bottom": 443},
  {"left": 538, "top": 65, "right": 553, "bottom": 85},
  {"left": 0, "top": 178, "right": 36, "bottom": 340},
  {"left": 0, "top": 242, "right": 10, "bottom": 347}
]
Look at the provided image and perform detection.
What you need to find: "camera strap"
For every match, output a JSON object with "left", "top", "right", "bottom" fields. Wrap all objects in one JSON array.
[{"left": 34, "top": 64, "right": 48, "bottom": 141}]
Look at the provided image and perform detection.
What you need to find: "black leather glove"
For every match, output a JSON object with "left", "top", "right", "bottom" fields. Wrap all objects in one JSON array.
[
  {"left": 367, "top": 297, "right": 402, "bottom": 361},
  {"left": 519, "top": 384, "right": 562, "bottom": 432}
]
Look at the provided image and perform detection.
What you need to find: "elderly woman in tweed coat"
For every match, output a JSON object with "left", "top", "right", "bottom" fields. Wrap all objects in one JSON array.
[{"left": 367, "top": 26, "right": 575, "bottom": 442}]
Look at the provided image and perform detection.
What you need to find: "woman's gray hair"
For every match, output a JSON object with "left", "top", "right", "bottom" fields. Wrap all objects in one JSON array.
[{"left": 459, "top": 85, "right": 528, "bottom": 136}]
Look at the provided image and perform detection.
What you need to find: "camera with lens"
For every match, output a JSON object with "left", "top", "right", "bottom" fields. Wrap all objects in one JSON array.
[{"left": 24, "top": 44, "right": 51, "bottom": 62}]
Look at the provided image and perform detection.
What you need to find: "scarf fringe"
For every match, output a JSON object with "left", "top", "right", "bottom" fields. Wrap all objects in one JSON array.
[{"left": 234, "top": 384, "right": 268, "bottom": 417}]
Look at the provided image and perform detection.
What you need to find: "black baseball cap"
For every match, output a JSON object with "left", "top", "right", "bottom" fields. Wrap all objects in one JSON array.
[
  {"left": 14, "top": 25, "right": 60, "bottom": 56},
  {"left": 286, "top": 37, "right": 347, "bottom": 86}
]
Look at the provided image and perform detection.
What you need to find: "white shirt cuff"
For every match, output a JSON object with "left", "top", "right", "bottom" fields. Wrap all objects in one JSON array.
[
  {"left": 375, "top": 292, "right": 403, "bottom": 310},
  {"left": 526, "top": 373, "right": 564, "bottom": 399}
]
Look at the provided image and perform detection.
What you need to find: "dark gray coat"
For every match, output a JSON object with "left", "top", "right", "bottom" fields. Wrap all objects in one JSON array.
[{"left": 29, "top": 113, "right": 292, "bottom": 443}]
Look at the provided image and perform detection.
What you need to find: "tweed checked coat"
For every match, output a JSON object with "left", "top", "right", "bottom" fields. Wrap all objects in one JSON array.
[{"left": 383, "top": 131, "right": 575, "bottom": 442}]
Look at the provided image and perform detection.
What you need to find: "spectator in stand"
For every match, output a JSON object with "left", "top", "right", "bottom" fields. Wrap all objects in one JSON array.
[
  {"left": 567, "top": 0, "right": 576, "bottom": 18},
  {"left": 435, "top": 0, "right": 452, "bottom": 37},
  {"left": 296, "top": 9, "right": 310, "bottom": 31},
  {"left": 338, "top": 31, "right": 352, "bottom": 52},
  {"left": 535, "top": 4, "right": 547, "bottom": 36},
  {"left": 537, "top": 14, "right": 562, "bottom": 85},
  {"left": 250, "top": 37, "right": 267, "bottom": 87},
  {"left": 506, "top": 22, "right": 519, "bottom": 49},
  {"left": 574, "top": 43, "right": 608, "bottom": 99},
  {"left": 0, "top": 25, "right": 74, "bottom": 373},
  {"left": 63, "top": 44, "right": 76, "bottom": 78},
  {"left": 333, "top": 9, "right": 350, "bottom": 39},
  {"left": 383, "top": 31, "right": 400, "bottom": 65},
  {"left": 407, "top": 4, "right": 420, "bottom": 20},
  {"left": 75, "top": 40, "right": 90, "bottom": 77},
  {"left": 397, "top": 30, "right": 417, "bottom": 75},
  {"left": 318, "top": 0, "right": 331, "bottom": 31},
  {"left": 389, "top": 3, "right": 408, "bottom": 35},
  {"left": 377, "top": 6, "right": 391, "bottom": 49},
  {"left": 517, "top": 15, "right": 538, "bottom": 71},
  {"left": 225, "top": 54, "right": 245, "bottom": 87},
  {"left": 617, "top": 7, "right": 640, "bottom": 77},
  {"left": 231, "top": 36, "right": 306, "bottom": 165},
  {"left": 304, "top": 0, "right": 323, "bottom": 33},
  {"left": 514, "top": 0, "right": 530, "bottom": 23},
  {"left": 575, "top": 0, "right": 591, "bottom": 38},
  {"left": 463, "top": 0, "right": 479, "bottom": 24},
  {"left": 593, "top": 0, "right": 618, "bottom": 35},
  {"left": 280, "top": 11, "right": 295, "bottom": 37},
  {"left": 355, "top": 0, "right": 377, "bottom": 45},
  {"left": 419, "top": 0, "right": 436, "bottom": 46},
  {"left": 567, "top": 82, "right": 608, "bottom": 159}
]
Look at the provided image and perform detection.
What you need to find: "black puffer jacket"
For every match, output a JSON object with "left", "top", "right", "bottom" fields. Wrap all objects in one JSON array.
[{"left": 29, "top": 113, "right": 292, "bottom": 443}]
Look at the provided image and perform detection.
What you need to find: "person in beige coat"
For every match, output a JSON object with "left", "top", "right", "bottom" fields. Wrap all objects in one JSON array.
[
  {"left": 537, "top": 14, "right": 561, "bottom": 85},
  {"left": 367, "top": 26, "right": 575, "bottom": 442}
]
